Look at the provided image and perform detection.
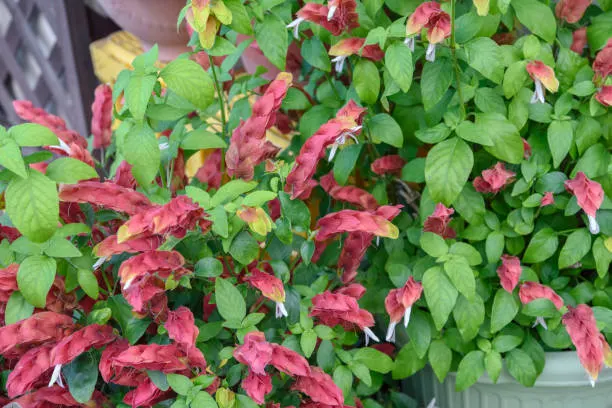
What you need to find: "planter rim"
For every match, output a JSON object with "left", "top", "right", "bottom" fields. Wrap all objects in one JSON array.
[{"left": 448, "top": 351, "right": 612, "bottom": 387}]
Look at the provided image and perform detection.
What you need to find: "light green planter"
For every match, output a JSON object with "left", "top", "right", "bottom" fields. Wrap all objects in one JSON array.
[{"left": 405, "top": 352, "right": 612, "bottom": 408}]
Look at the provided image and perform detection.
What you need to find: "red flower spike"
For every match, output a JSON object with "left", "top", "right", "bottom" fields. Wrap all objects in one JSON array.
[
  {"left": 519, "top": 282, "right": 564, "bottom": 310},
  {"left": 371, "top": 155, "right": 406, "bottom": 176},
  {"left": 242, "top": 371, "right": 272, "bottom": 404},
  {"left": 473, "top": 162, "right": 516, "bottom": 194},
  {"left": 565, "top": 171, "right": 604, "bottom": 234},
  {"left": 571, "top": 27, "right": 588, "bottom": 54},
  {"left": 593, "top": 40, "right": 612, "bottom": 83},
  {"left": 117, "top": 196, "right": 204, "bottom": 243},
  {"left": 384, "top": 277, "right": 423, "bottom": 342},
  {"left": 0, "top": 312, "right": 75, "bottom": 358},
  {"left": 269, "top": 344, "right": 311, "bottom": 376},
  {"left": 404, "top": 1, "right": 450, "bottom": 59},
  {"left": 316, "top": 209, "right": 399, "bottom": 242},
  {"left": 541, "top": 192, "right": 555, "bottom": 207},
  {"left": 563, "top": 304, "right": 612, "bottom": 386},
  {"left": 91, "top": 84, "right": 113, "bottom": 149},
  {"left": 0, "top": 263, "right": 19, "bottom": 302},
  {"left": 165, "top": 306, "right": 199, "bottom": 349},
  {"left": 6, "top": 343, "right": 54, "bottom": 398},
  {"left": 405, "top": 2, "right": 441, "bottom": 36},
  {"left": 423, "top": 203, "right": 456, "bottom": 239},
  {"left": 59, "top": 181, "right": 153, "bottom": 215},
  {"left": 596, "top": 85, "right": 612, "bottom": 107},
  {"left": 286, "top": 100, "right": 366, "bottom": 199},
  {"left": 246, "top": 268, "right": 288, "bottom": 318},
  {"left": 555, "top": 0, "right": 591, "bottom": 23},
  {"left": 426, "top": 11, "right": 451, "bottom": 44},
  {"left": 526, "top": 61, "right": 559, "bottom": 104},
  {"left": 289, "top": 0, "right": 357, "bottom": 39},
  {"left": 118, "top": 250, "right": 188, "bottom": 290},
  {"left": 319, "top": 172, "right": 379, "bottom": 211},
  {"left": 226, "top": 73, "right": 292, "bottom": 180},
  {"left": 292, "top": 367, "right": 345, "bottom": 407},
  {"left": 234, "top": 331, "right": 274, "bottom": 375},
  {"left": 497, "top": 255, "right": 522, "bottom": 293}
]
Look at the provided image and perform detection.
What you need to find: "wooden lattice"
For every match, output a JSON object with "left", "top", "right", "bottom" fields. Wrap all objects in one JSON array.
[{"left": 0, "top": 0, "right": 97, "bottom": 135}]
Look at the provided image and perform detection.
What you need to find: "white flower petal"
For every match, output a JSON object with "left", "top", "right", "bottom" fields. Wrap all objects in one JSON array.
[
  {"left": 588, "top": 214, "right": 600, "bottom": 234},
  {"left": 48, "top": 364, "right": 63, "bottom": 388},
  {"left": 425, "top": 44, "right": 437, "bottom": 62},
  {"left": 385, "top": 321, "right": 397, "bottom": 342}
]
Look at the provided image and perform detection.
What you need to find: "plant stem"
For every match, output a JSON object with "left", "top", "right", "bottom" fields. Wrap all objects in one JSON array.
[
  {"left": 209, "top": 55, "right": 227, "bottom": 173},
  {"left": 450, "top": 0, "right": 466, "bottom": 119}
]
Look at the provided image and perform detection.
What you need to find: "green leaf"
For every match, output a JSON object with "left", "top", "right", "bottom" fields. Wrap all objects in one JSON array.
[
  {"left": 490, "top": 288, "right": 519, "bottom": 333},
  {"left": 485, "top": 230, "right": 505, "bottom": 264},
  {"left": 368, "top": 113, "right": 403, "bottom": 148},
  {"left": 5, "top": 291, "right": 34, "bottom": 324},
  {"left": 167, "top": 373, "right": 193, "bottom": 395},
  {"left": 9, "top": 123, "right": 58, "bottom": 146},
  {"left": 506, "top": 349, "right": 537, "bottom": 386},
  {"left": 147, "top": 370, "right": 170, "bottom": 391},
  {"left": 300, "top": 240, "right": 315, "bottom": 265},
  {"left": 278, "top": 192, "right": 311, "bottom": 231},
  {"left": 449, "top": 242, "right": 482, "bottom": 266},
  {"left": 476, "top": 113, "right": 524, "bottom": 164},
  {"left": 455, "top": 350, "right": 485, "bottom": 391},
  {"left": 503, "top": 61, "right": 529, "bottom": 98},
  {"left": 429, "top": 339, "right": 452, "bottom": 382},
  {"left": 301, "top": 329, "right": 317, "bottom": 358},
  {"left": 208, "top": 37, "right": 238, "bottom": 57},
  {"left": 349, "top": 361, "right": 372, "bottom": 386},
  {"left": 421, "top": 58, "right": 453, "bottom": 110},
  {"left": 43, "top": 236, "right": 81, "bottom": 258},
  {"left": 523, "top": 228, "right": 559, "bottom": 263},
  {"left": 475, "top": 88, "right": 506, "bottom": 115},
  {"left": 415, "top": 123, "right": 451, "bottom": 144},
  {"left": 254, "top": 14, "right": 288, "bottom": 70},
  {"left": 522, "top": 335, "right": 545, "bottom": 375},
  {"left": 453, "top": 295, "right": 485, "bottom": 341},
  {"left": 354, "top": 348, "right": 394, "bottom": 373},
  {"left": 511, "top": 0, "right": 557, "bottom": 43},
  {"left": 444, "top": 257, "right": 475, "bottom": 300},
  {"left": 282, "top": 88, "right": 312, "bottom": 111},
  {"left": 78, "top": 269, "right": 99, "bottom": 299},
  {"left": 423, "top": 266, "right": 458, "bottom": 330},
  {"left": 463, "top": 38, "right": 504, "bottom": 83},
  {"left": 46, "top": 158, "right": 98, "bottom": 184},
  {"left": 454, "top": 184, "right": 486, "bottom": 224},
  {"left": 229, "top": 231, "right": 259, "bottom": 265},
  {"left": 485, "top": 351, "right": 503, "bottom": 383},
  {"left": 354, "top": 60, "right": 380, "bottom": 105},
  {"left": 124, "top": 124, "right": 160, "bottom": 186},
  {"left": 5, "top": 170, "right": 58, "bottom": 242},
  {"left": 455, "top": 121, "right": 493, "bottom": 146},
  {"left": 593, "top": 237, "right": 612, "bottom": 278},
  {"left": 160, "top": 59, "right": 215, "bottom": 110},
  {"left": 215, "top": 278, "right": 247, "bottom": 322},
  {"left": 17, "top": 255, "right": 56, "bottom": 308},
  {"left": 64, "top": 353, "right": 98, "bottom": 403},
  {"left": 333, "top": 365, "right": 353, "bottom": 398},
  {"left": 419, "top": 232, "right": 448, "bottom": 257},
  {"left": 107, "top": 295, "right": 150, "bottom": 344},
  {"left": 558, "top": 228, "right": 591, "bottom": 269},
  {"left": 0, "top": 135, "right": 26, "bottom": 178},
  {"left": 333, "top": 144, "right": 364, "bottom": 185},
  {"left": 301, "top": 37, "right": 331, "bottom": 72},
  {"left": 385, "top": 43, "right": 413, "bottom": 92},
  {"left": 224, "top": 0, "right": 252, "bottom": 34},
  {"left": 242, "top": 191, "right": 277, "bottom": 207},
  {"left": 125, "top": 73, "right": 156, "bottom": 120},
  {"left": 547, "top": 120, "right": 573, "bottom": 168},
  {"left": 209, "top": 206, "right": 228, "bottom": 238},
  {"left": 492, "top": 326, "right": 524, "bottom": 353},
  {"left": 521, "top": 298, "right": 560, "bottom": 318},
  {"left": 211, "top": 180, "right": 257, "bottom": 207},
  {"left": 401, "top": 158, "right": 425, "bottom": 183},
  {"left": 425, "top": 137, "right": 474, "bottom": 206},
  {"left": 181, "top": 129, "right": 227, "bottom": 150},
  {"left": 193, "top": 391, "right": 219, "bottom": 408},
  {"left": 587, "top": 11, "right": 612, "bottom": 51},
  {"left": 392, "top": 342, "right": 426, "bottom": 379},
  {"left": 407, "top": 309, "right": 433, "bottom": 359}
]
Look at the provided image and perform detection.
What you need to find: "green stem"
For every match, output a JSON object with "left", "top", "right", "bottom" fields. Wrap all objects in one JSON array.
[
  {"left": 209, "top": 55, "right": 227, "bottom": 173},
  {"left": 450, "top": 0, "right": 466, "bottom": 119}
]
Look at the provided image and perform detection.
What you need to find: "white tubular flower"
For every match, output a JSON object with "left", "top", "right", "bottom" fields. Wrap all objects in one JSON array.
[
  {"left": 588, "top": 214, "right": 600, "bottom": 234},
  {"left": 530, "top": 79, "right": 545, "bottom": 104},
  {"left": 425, "top": 43, "right": 437, "bottom": 62},
  {"left": 275, "top": 301, "right": 288, "bottom": 318},
  {"left": 363, "top": 327, "right": 380, "bottom": 346},
  {"left": 404, "top": 37, "right": 415, "bottom": 52},
  {"left": 327, "top": 5, "right": 337, "bottom": 20},
  {"left": 48, "top": 364, "right": 64, "bottom": 388},
  {"left": 331, "top": 55, "right": 347, "bottom": 73},
  {"left": 328, "top": 126, "right": 361, "bottom": 161},
  {"left": 385, "top": 321, "right": 397, "bottom": 343},
  {"left": 287, "top": 17, "right": 304, "bottom": 40}
]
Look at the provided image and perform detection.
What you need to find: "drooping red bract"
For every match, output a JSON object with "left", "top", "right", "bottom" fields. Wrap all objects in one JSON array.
[
  {"left": 571, "top": 27, "right": 588, "bottom": 54},
  {"left": 269, "top": 344, "right": 310, "bottom": 377},
  {"left": 405, "top": 2, "right": 441, "bottom": 36},
  {"left": 91, "top": 84, "right": 113, "bottom": 149},
  {"left": 242, "top": 370, "right": 272, "bottom": 404},
  {"left": 564, "top": 171, "right": 604, "bottom": 217},
  {"left": 385, "top": 277, "right": 423, "bottom": 324},
  {"left": 316, "top": 209, "right": 399, "bottom": 242},
  {"left": 226, "top": 72, "right": 292, "bottom": 180},
  {"left": 593, "top": 39, "right": 612, "bottom": 83},
  {"left": 473, "top": 162, "right": 516, "bottom": 194},
  {"left": 234, "top": 331, "right": 274, "bottom": 375},
  {"left": 518, "top": 282, "right": 564, "bottom": 310},
  {"left": 310, "top": 291, "right": 374, "bottom": 331},
  {"left": 113, "top": 160, "right": 137, "bottom": 188},
  {"left": 497, "top": 255, "right": 522, "bottom": 293},
  {"left": 100, "top": 339, "right": 146, "bottom": 387},
  {"left": 111, "top": 343, "right": 202, "bottom": 372},
  {"left": 117, "top": 196, "right": 204, "bottom": 242},
  {"left": 562, "top": 304, "right": 612, "bottom": 385},
  {"left": 118, "top": 250, "right": 189, "bottom": 289},
  {"left": 596, "top": 85, "right": 612, "bottom": 107},
  {"left": 371, "top": 155, "right": 406, "bottom": 176},
  {"left": 195, "top": 149, "right": 222, "bottom": 189},
  {"left": 0, "top": 263, "right": 19, "bottom": 302},
  {"left": 165, "top": 306, "right": 199, "bottom": 349},
  {"left": 0, "top": 312, "right": 75, "bottom": 358},
  {"left": 124, "top": 378, "right": 170, "bottom": 408},
  {"left": 423, "top": 203, "right": 456, "bottom": 239},
  {"left": 292, "top": 367, "right": 345, "bottom": 407},
  {"left": 555, "top": 0, "right": 591, "bottom": 23},
  {"left": 11, "top": 385, "right": 109, "bottom": 408},
  {"left": 541, "top": 192, "right": 555, "bottom": 207},
  {"left": 93, "top": 234, "right": 164, "bottom": 258},
  {"left": 50, "top": 324, "right": 116, "bottom": 367},
  {"left": 320, "top": 172, "right": 378, "bottom": 211},
  {"left": 286, "top": 100, "right": 366, "bottom": 199},
  {"left": 294, "top": 0, "right": 358, "bottom": 36},
  {"left": 59, "top": 181, "right": 153, "bottom": 215},
  {"left": 6, "top": 343, "right": 54, "bottom": 397},
  {"left": 328, "top": 38, "right": 384, "bottom": 61},
  {"left": 246, "top": 268, "right": 286, "bottom": 303}
]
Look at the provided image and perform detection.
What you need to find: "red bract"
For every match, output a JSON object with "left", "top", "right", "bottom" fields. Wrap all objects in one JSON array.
[
  {"left": 0, "top": 263, "right": 18, "bottom": 302},
  {"left": 405, "top": 2, "right": 441, "bottom": 36},
  {"left": 316, "top": 209, "right": 399, "bottom": 242},
  {"left": 112, "top": 343, "right": 199, "bottom": 372},
  {"left": 526, "top": 61, "right": 559, "bottom": 103},
  {"left": 195, "top": 149, "right": 222, "bottom": 189},
  {"left": 541, "top": 192, "right": 555, "bottom": 207},
  {"left": 423, "top": 203, "right": 456, "bottom": 239},
  {"left": 59, "top": 181, "right": 153, "bottom": 215},
  {"left": 113, "top": 161, "right": 137, "bottom": 188},
  {"left": 118, "top": 250, "right": 188, "bottom": 289},
  {"left": 234, "top": 331, "right": 274, "bottom": 375},
  {"left": 0, "top": 312, "right": 75, "bottom": 358},
  {"left": 246, "top": 268, "right": 288, "bottom": 318},
  {"left": 596, "top": 85, "right": 612, "bottom": 107},
  {"left": 93, "top": 234, "right": 163, "bottom": 259},
  {"left": 124, "top": 377, "right": 170, "bottom": 408},
  {"left": 562, "top": 304, "right": 612, "bottom": 386},
  {"left": 328, "top": 38, "right": 384, "bottom": 72},
  {"left": 320, "top": 172, "right": 378, "bottom": 211},
  {"left": 519, "top": 282, "right": 564, "bottom": 310},
  {"left": 11, "top": 385, "right": 108, "bottom": 408},
  {"left": 242, "top": 371, "right": 273, "bottom": 404},
  {"left": 226, "top": 73, "right": 292, "bottom": 180},
  {"left": 404, "top": 1, "right": 450, "bottom": 60},
  {"left": 286, "top": 100, "right": 366, "bottom": 199},
  {"left": 269, "top": 344, "right": 310, "bottom": 376},
  {"left": 555, "top": 0, "right": 591, "bottom": 23},
  {"left": 292, "top": 367, "right": 344, "bottom": 407},
  {"left": 571, "top": 27, "right": 587, "bottom": 54},
  {"left": 565, "top": 171, "right": 604, "bottom": 234},
  {"left": 289, "top": 0, "right": 357, "bottom": 38},
  {"left": 117, "top": 196, "right": 204, "bottom": 242},
  {"left": 522, "top": 138, "right": 532, "bottom": 159},
  {"left": 100, "top": 339, "right": 146, "bottom": 387},
  {"left": 13, "top": 100, "right": 88, "bottom": 149},
  {"left": 0, "top": 225, "right": 21, "bottom": 242},
  {"left": 165, "top": 306, "right": 199, "bottom": 349},
  {"left": 371, "top": 155, "right": 406, "bottom": 176},
  {"left": 384, "top": 277, "right": 423, "bottom": 342},
  {"left": 122, "top": 275, "right": 167, "bottom": 316},
  {"left": 48, "top": 141, "right": 96, "bottom": 167},
  {"left": 593, "top": 39, "right": 612, "bottom": 83},
  {"left": 91, "top": 84, "right": 113, "bottom": 149},
  {"left": 497, "top": 255, "right": 521, "bottom": 293},
  {"left": 335, "top": 283, "right": 366, "bottom": 300},
  {"left": 6, "top": 343, "right": 54, "bottom": 398},
  {"left": 473, "top": 162, "right": 516, "bottom": 194}
]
